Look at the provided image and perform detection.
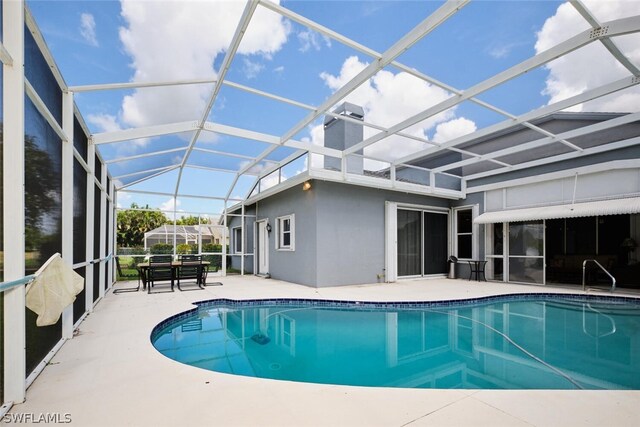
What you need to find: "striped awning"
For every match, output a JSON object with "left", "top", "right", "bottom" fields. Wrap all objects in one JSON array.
[{"left": 474, "top": 197, "right": 640, "bottom": 224}]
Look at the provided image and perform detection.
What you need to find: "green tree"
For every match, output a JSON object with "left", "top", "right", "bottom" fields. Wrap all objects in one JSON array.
[
  {"left": 117, "top": 203, "right": 168, "bottom": 247},
  {"left": 175, "top": 215, "right": 211, "bottom": 225}
]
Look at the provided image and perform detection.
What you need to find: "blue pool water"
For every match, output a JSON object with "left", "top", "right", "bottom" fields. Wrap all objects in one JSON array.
[{"left": 151, "top": 295, "right": 640, "bottom": 390}]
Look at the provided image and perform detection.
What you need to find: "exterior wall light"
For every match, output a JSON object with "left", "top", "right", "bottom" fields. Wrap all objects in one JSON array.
[
  {"left": 302, "top": 181, "right": 312, "bottom": 191},
  {"left": 266, "top": 223, "right": 272, "bottom": 233}
]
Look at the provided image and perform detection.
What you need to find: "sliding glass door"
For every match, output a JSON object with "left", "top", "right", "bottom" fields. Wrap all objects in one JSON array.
[
  {"left": 397, "top": 210, "right": 422, "bottom": 276},
  {"left": 424, "top": 212, "right": 448, "bottom": 275},
  {"left": 397, "top": 208, "right": 448, "bottom": 277}
]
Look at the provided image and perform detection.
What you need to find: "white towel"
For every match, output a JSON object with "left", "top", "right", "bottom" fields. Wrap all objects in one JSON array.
[{"left": 26, "top": 254, "right": 84, "bottom": 327}]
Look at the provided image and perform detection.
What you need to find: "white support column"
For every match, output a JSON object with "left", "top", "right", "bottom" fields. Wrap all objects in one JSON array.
[
  {"left": 172, "top": 197, "right": 177, "bottom": 258},
  {"left": 98, "top": 165, "right": 107, "bottom": 299},
  {"left": 384, "top": 202, "right": 398, "bottom": 283},
  {"left": 107, "top": 179, "right": 115, "bottom": 288},
  {"left": 85, "top": 143, "right": 95, "bottom": 310},
  {"left": 197, "top": 215, "right": 202, "bottom": 255},
  {"left": 113, "top": 189, "right": 119, "bottom": 277},
  {"left": 253, "top": 203, "right": 258, "bottom": 275},
  {"left": 3, "top": 0, "right": 26, "bottom": 404},
  {"left": 61, "top": 91, "right": 74, "bottom": 339},
  {"left": 240, "top": 204, "right": 245, "bottom": 276},
  {"left": 222, "top": 202, "right": 228, "bottom": 275}
]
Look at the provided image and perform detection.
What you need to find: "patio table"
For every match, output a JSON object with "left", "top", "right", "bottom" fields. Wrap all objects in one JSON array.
[
  {"left": 137, "top": 261, "right": 210, "bottom": 290},
  {"left": 466, "top": 260, "right": 487, "bottom": 282}
]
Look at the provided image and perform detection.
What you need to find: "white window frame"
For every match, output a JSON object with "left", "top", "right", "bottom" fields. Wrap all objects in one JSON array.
[
  {"left": 232, "top": 226, "right": 242, "bottom": 254},
  {"left": 453, "top": 206, "right": 477, "bottom": 260},
  {"left": 276, "top": 214, "right": 295, "bottom": 251}
]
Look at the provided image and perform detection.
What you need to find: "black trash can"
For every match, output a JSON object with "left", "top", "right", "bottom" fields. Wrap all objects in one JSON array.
[{"left": 448, "top": 255, "right": 458, "bottom": 279}]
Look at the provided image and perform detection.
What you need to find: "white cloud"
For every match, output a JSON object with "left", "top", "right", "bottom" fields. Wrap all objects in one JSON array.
[
  {"left": 160, "top": 197, "right": 184, "bottom": 219},
  {"left": 80, "top": 13, "right": 98, "bottom": 47},
  {"left": 273, "top": 65, "right": 285, "bottom": 74},
  {"left": 297, "top": 29, "right": 331, "bottom": 53},
  {"left": 310, "top": 56, "right": 473, "bottom": 167},
  {"left": 115, "top": 189, "right": 131, "bottom": 208},
  {"left": 238, "top": 160, "right": 269, "bottom": 176},
  {"left": 535, "top": 0, "right": 640, "bottom": 112},
  {"left": 87, "top": 113, "right": 121, "bottom": 133},
  {"left": 432, "top": 118, "right": 477, "bottom": 143},
  {"left": 487, "top": 41, "right": 527, "bottom": 59},
  {"left": 113, "top": 0, "right": 290, "bottom": 130},
  {"left": 87, "top": 113, "right": 149, "bottom": 153},
  {"left": 242, "top": 58, "right": 264, "bottom": 79},
  {"left": 258, "top": 171, "right": 280, "bottom": 191}
]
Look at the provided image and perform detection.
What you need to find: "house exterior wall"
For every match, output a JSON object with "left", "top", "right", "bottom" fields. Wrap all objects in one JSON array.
[
  {"left": 227, "top": 116, "right": 640, "bottom": 287},
  {"left": 229, "top": 180, "right": 454, "bottom": 287},
  {"left": 234, "top": 184, "right": 318, "bottom": 285},
  {"left": 314, "top": 181, "right": 451, "bottom": 287}
]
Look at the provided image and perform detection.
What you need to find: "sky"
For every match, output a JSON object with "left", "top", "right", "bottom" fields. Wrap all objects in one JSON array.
[{"left": 27, "top": 0, "right": 640, "bottom": 217}]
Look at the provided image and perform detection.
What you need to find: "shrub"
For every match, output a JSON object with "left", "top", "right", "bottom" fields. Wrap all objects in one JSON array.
[
  {"left": 202, "top": 243, "right": 222, "bottom": 253},
  {"left": 150, "top": 243, "right": 173, "bottom": 254},
  {"left": 176, "top": 244, "right": 189, "bottom": 254}
]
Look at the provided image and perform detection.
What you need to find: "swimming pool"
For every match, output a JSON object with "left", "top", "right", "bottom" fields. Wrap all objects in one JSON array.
[{"left": 151, "top": 294, "right": 640, "bottom": 390}]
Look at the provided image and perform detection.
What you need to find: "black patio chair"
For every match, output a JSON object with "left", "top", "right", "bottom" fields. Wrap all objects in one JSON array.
[
  {"left": 176, "top": 255, "right": 204, "bottom": 291},
  {"left": 113, "top": 256, "right": 141, "bottom": 294},
  {"left": 147, "top": 255, "right": 175, "bottom": 294}
]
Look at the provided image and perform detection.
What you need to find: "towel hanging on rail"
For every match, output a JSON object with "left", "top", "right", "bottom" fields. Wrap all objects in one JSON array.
[{"left": 26, "top": 253, "right": 84, "bottom": 327}]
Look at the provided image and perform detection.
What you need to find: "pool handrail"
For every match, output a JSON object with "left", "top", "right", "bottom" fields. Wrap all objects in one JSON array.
[{"left": 582, "top": 259, "right": 616, "bottom": 292}]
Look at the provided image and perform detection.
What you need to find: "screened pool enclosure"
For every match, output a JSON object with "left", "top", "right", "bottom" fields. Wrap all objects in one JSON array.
[{"left": 1, "top": 0, "right": 640, "bottom": 411}]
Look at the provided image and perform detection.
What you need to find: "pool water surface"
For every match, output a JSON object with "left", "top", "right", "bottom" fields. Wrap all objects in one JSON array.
[{"left": 151, "top": 295, "right": 640, "bottom": 390}]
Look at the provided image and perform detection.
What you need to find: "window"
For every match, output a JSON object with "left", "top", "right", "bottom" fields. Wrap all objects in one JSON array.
[
  {"left": 456, "top": 208, "right": 473, "bottom": 259},
  {"left": 232, "top": 227, "right": 242, "bottom": 254},
  {"left": 276, "top": 214, "right": 295, "bottom": 251}
]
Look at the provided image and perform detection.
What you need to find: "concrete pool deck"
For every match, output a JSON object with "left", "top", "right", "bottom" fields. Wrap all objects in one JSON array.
[{"left": 7, "top": 277, "right": 640, "bottom": 426}]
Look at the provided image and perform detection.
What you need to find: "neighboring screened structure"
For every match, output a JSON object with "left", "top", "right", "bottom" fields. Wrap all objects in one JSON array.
[{"left": 143, "top": 224, "right": 225, "bottom": 249}]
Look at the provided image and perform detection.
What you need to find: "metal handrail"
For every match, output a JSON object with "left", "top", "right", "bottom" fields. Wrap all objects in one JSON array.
[
  {"left": 582, "top": 259, "right": 616, "bottom": 292},
  {"left": 0, "top": 252, "right": 113, "bottom": 293},
  {"left": 0, "top": 275, "right": 36, "bottom": 293}
]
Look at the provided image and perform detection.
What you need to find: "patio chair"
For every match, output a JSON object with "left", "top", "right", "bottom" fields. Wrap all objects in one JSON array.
[
  {"left": 176, "top": 255, "right": 204, "bottom": 291},
  {"left": 147, "top": 256, "right": 175, "bottom": 294},
  {"left": 113, "top": 256, "right": 141, "bottom": 294}
]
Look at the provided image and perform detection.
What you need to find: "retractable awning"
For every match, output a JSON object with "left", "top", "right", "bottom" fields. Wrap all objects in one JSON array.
[{"left": 474, "top": 197, "right": 640, "bottom": 224}]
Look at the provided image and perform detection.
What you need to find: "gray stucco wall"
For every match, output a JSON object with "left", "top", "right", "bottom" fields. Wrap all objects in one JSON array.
[
  {"left": 228, "top": 180, "right": 487, "bottom": 287},
  {"left": 251, "top": 184, "right": 318, "bottom": 286},
  {"left": 314, "top": 180, "right": 450, "bottom": 287}
]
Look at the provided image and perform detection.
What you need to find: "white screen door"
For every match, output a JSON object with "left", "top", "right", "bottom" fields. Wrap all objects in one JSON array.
[{"left": 258, "top": 220, "right": 269, "bottom": 274}]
